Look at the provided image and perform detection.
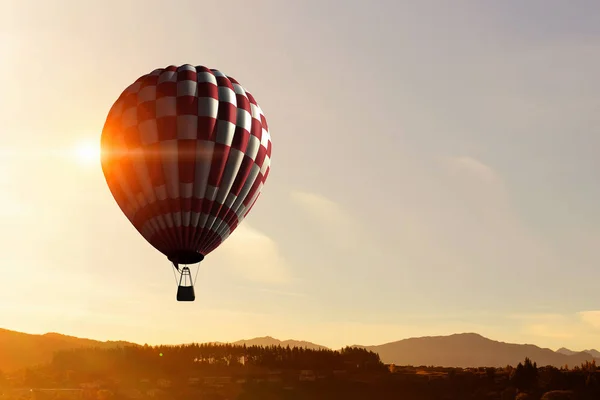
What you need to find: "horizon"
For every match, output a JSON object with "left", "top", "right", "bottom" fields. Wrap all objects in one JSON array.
[
  {"left": 2, "top": 0, "right": 600, "bottom": 352},
  {"left": 4, "top": 326, "right": 599, "bottom": 354}
]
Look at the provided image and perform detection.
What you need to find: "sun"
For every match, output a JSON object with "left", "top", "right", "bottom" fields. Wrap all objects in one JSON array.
[{"left": 72, "top": 139, "right": 101, "bottom": 166}]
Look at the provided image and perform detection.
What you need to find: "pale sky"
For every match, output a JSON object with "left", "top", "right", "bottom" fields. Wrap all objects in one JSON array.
[{"left": 1, "top": 0, "right": 600, "bottom": 351}]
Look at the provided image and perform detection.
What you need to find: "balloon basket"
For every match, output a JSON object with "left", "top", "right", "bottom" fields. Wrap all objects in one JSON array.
[
  {"left": 176, "top": 266, "right": 196, "bottom": 302},
  {"left": 177, "top": 285, "right": 195, "bottom": 302}
]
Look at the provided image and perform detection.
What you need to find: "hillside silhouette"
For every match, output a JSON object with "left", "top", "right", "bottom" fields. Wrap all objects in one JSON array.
[
  {"left": 232, "top": 336, "right": 328, "bottom": 351},
  {"left": 1, "top": 328, "right": 598, "bottom": 373},
  {"left": 557, "top": 347, "right": 600, "bottom": 358},
  {"left": 0, "top": 328, "right": 135, "bottom": 372},
  {"left": 355, "top": 333, "right": 600, "bottom": 368},
  {"left": 1, "top": 340, "right": 599, "bottom": 400}
]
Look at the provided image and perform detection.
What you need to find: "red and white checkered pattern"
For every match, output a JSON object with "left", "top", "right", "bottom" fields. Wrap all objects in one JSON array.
[{"left": 101, "top": 65, "right": 272, "bottom": 261}]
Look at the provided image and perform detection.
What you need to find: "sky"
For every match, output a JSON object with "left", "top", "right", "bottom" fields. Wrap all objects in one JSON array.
[{"left": 1, "top": 0, "right": 600, "bottom": 351}]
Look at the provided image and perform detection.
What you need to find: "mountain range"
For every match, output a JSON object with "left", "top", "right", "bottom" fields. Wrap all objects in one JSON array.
[
  {"left": 231, "top": 336, "right": 327, "bottom": 350},
  {"left": 0, "top": 328, "right": 598, "bottom": 371},
  {"left": 353, "top": 333, "right": 599, "bottom": 368},
  {"left": 557, "top": 346, "right": 600, "bottom": 358},
  {"left": 0, "top": 328, "right": 135, "bottom": 372}
]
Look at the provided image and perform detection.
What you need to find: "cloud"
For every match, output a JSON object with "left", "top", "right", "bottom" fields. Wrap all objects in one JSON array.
[
  {"left": 442, "top": 156, "right": 509, "bottom": 208},
  {"left": 507, "top": 313, "right": 566, "bottom": 321},
  {"left": 257, "top": 288, "right": 307, "bottom": 297},
  {"left": 450, "top": 156, "right": 507, "bottom": 216},
  {"left": 578, "top": 310, "right": 600, "bottom": 330},
  {"left": 523, "top": 324, "right": 576, "bottom": 340},
  {"left": 210, "top": 224, "right": 292, "bottom": 284},
  {"left": 505, "top": 311, "right": 600, "bottom": 348},
  {"left": 434, "top": 156, "right": 556, "bottom": 270},
  {"left": 447, "top": 156, "right": 499, "bottom": 184},
  {"left": 290, "top": 191, "right": 352, "bottom": 226},
  {"left": 290, "top": 190, "right": 362, "bottom": 250}
]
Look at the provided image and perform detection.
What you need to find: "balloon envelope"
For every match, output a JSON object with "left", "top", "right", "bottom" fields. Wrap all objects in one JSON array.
[{"left": 100, "top": 64, "right": 272, "bottom": 265}]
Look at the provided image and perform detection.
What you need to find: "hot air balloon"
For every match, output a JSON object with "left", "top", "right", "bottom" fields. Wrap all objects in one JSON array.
[{"left": 100, "top": 64, "right": 272, "bottom": 301}]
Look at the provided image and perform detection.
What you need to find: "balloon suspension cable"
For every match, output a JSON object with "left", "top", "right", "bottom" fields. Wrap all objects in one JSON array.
[
  {"left": 171, "top": 263, "right": 179, "bottom": 285},
  {"left": 171, "top": 262, "right": 201, "bottom": 286},
  {"left": 193, "top": 263, "right": 200, "bottom": 286}
]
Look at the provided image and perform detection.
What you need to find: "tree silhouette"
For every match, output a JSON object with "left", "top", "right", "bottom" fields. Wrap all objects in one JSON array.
[
  {"left": 510, "top": 358, "right": 538, "bottom": 391},
  {"left": 2, "top": 345, "right": 599, "bottom": 400},
  {"left": 48, "top": 343, "right": 385, "bottom": 378}
]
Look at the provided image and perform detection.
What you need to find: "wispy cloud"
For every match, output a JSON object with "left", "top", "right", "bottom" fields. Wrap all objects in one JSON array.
[
  {"left": 506, "top": 313, "right": 567, "bottom": 322},
  {"left": 290, "top": 190, "right": 362, "bottom": 250},
  {"left": 505, "top": 311, "right": 600, "bottom": 348},
  {"left": 210, "top": 224, "right": 292, "bottom": 284},
  {"left": 522, "top": 324, "right": 576, "bottom": 340},
  {"left": 442, "top": 156, "right": 509, "bottom": 210},
  {"left": 290, "top": 190, "right": 352, "bottom": 226},
  {"left": 577, "top": 310, "right": 600, "bottom": 330},
  {"left": 438, "top": 155, "right": 554, "bottom": 271},
  {"left": 257, "top": 288, "right": 307, "bottom": 298},
  {"left": 447, "top": 156, "right": 500, "bottom": 184}
]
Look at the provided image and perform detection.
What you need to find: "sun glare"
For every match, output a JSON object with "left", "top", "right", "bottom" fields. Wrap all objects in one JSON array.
[{"left": 73, "top": 139, "right": 101, "bottom": 166}]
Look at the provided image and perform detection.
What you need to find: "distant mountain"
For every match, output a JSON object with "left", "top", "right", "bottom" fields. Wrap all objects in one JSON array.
[
  {"left": 557, "top": 347, "right": 600, "bottom": 358},
  {"left": 2, "top": 328, "right": 598, "bottom": 371},
  {"left": 231, "top": 336, "right": 328, "bottom": 350},
  {"left": 0, "top": 328, "right": 136, "bottom": 372},
  {"left": 556, "top": 347, "right": 576, "bottom": 356},
  {"left": 583, "top": 349, "right": 600, "bottom": 358},
  {"left": 353, "top": 333, "right": 600, "bottom": 368}
]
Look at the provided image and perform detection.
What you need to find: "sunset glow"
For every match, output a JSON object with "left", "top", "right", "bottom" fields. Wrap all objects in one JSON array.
[
  {"left": 1, "top": 0, "right": 599, "bottom": 354},
  {"left": 72, "top": 138, "right": 101, "bottom": 166}
]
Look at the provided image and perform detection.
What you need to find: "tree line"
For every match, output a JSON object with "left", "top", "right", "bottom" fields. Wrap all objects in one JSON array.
[
  {"left": 47, "top": 343, "right": 385, "bottom": 378},
  {"left": 1, "top": 346, "right": 599, "bottom": 400}
]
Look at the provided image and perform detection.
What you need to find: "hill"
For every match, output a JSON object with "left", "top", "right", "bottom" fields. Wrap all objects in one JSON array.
[
  {"left": 556, "top": 347, "right": 577, "bottom": 356},
  {"left": 354, "top": 333, "right": 600, "bottom": 368},
  {"left": 557, "top": 346, "right": 600, "bottom": 358},
  {"left": 231, "top": 336, "right": 328, "bottom": 350},
  {"left": 0, "top": 328, "right": 136, "bottom": 372},
  {"left": 2, "top": 328, "right": 599, "bottom": 371}
]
